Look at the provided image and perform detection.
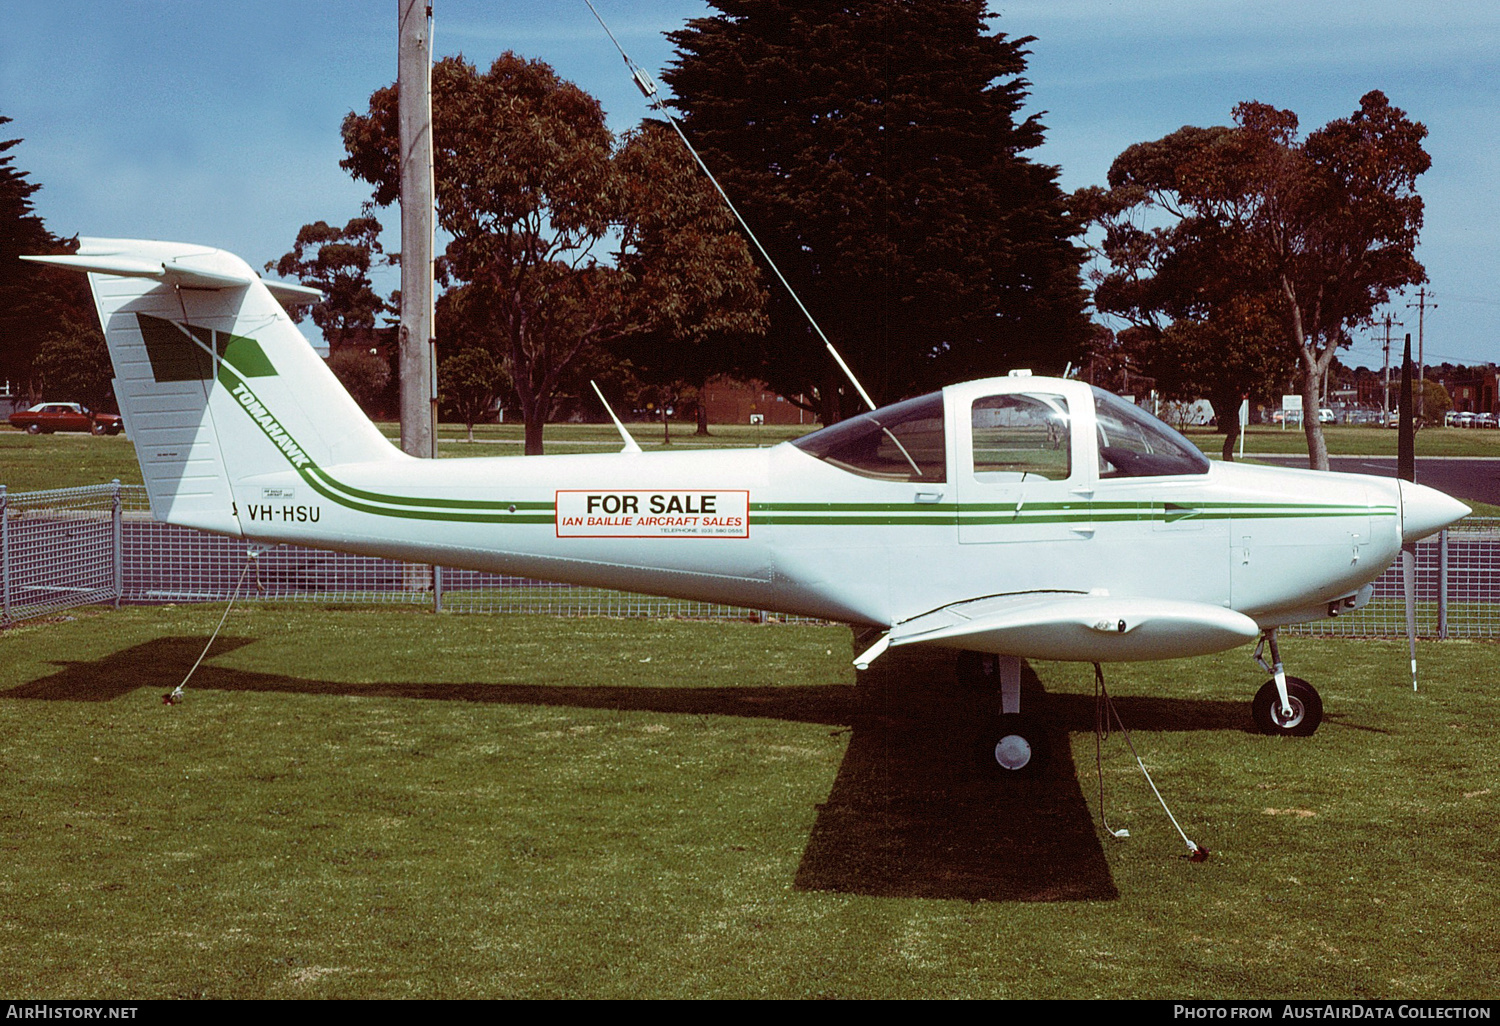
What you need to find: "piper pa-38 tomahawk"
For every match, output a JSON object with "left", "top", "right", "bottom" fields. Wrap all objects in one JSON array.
[{"left": 26, "top": 239, "right": 1471, "bottom": 773}]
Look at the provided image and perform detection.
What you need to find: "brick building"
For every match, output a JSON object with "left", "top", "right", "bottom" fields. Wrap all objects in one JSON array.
[{"left": 699, "top": 377, "right": 811, "bottom": 426}]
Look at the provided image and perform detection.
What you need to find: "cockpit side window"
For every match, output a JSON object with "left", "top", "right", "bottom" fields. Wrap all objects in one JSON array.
[
  {"left": 971, "top": 393, "right": 1070, "bottom": 481},
  {"left": 791, "top": 392, "right": 946, "bottom": 482},
  {"left": 1093, "top": 387, "right": 1211, "bottom": 478}
]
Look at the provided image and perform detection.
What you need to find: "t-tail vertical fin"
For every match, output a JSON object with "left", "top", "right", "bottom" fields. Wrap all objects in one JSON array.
[{"left": 23, "top": 238, "right": 404, "bottom": 536}]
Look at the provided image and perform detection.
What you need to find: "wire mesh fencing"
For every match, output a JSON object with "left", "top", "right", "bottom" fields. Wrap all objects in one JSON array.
[
  {"left": 1, "top": 482, "right": 123, "bottom": 625},
  {"left": 3, "top": 481, "right": 1497, "bottom": 637},
  {"left": 2, "top": 483, "right": 778, "bottom": 626},
  {"left": 1285, "top": 520, "right": 1500, "bottom": 640}
]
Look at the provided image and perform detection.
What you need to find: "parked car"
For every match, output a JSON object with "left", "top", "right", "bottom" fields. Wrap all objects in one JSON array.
[
  {"left": 1318, "top": 407, "right": 1336, "bottom": 424},
  {"left": 7, "top": 402, "right": 123, "bottom": 435}
]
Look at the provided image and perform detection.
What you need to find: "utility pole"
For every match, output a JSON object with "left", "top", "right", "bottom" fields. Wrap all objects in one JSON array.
[
  {"left": 1406, "top": 287, "right": 1436, "bottom": 423},
  {"left": 398, "top": 0, "right": 436, "bottom": 458},
  {"left": 1380, "top": 313, "right": 1402, "bottom": 420}
]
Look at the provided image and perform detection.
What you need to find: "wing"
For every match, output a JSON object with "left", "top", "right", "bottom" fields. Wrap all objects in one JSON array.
[{"left": 854, "top": 592, "right": 1261, "bottom": 667}]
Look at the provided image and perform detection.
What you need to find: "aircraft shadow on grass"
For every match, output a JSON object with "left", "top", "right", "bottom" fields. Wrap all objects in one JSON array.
[{"left": 7, "top": 634, "right": 1266, "bottom": 903}]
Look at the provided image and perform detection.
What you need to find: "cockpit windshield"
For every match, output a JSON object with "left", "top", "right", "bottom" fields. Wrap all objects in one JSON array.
[
  {"left": 1093, "top": 387, "right": 1211, "bottom": 478},
  {"left": 792, "top": 392, "right": 946, "bottom": 482}
]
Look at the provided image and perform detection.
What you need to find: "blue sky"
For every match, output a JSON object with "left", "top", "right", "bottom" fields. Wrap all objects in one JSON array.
[{"left": 2, "top": 1, "right": 1496, "bottom": 370}]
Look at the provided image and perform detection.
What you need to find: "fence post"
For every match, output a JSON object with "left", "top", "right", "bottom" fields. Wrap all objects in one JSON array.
[
  {"left": 1, "top": 484, "right": 9, "bottom": 627},
  {"left": 1438, "top": 528, "right": 1449, "bottom": 640},
  {"left": 111, "top": 479, "right": 123, "bottom": 609},
  {"left": 433, "top": 564, "right": 444, "bottom": 613}
]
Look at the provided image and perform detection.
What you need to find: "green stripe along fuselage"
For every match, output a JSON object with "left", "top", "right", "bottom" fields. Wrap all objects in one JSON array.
[{"left": 218, "top": 363, "right": 1398, "bottom": 533}]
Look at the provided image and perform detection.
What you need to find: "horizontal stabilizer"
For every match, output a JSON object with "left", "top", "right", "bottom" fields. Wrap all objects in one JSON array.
[
  {"left": 22, "top": 247, "right": 321, "bottom": 307},
  {"left": 881, "top": 591, "right": 1261, "bottom": 663}
]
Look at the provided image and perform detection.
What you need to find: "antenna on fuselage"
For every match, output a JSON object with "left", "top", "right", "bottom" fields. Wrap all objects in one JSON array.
[
  {"left": 590, "top": 380, "right": 643, "bottom": 454},
  {"left": 581, "top": 0, "right": 880, "bottom": 417}
]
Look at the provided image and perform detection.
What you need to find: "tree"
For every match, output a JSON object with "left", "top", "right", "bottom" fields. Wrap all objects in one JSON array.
[
  {"left": 342, "top": 54, "right": 763, "bottom": 455},
  {"left": 1237, "top": 93, "right": 1429, "bottom": 469},
  {"left": 32, "top": 308, "right": 112, "bottom": 410},
  {"left": 438, "top": 343, "right": 505, "bottom": 442},
  {"left": 1419, "top": 380, "right": 1451, "bottom": 424},
  {"left": 0, "top": 116, "right": 104, "bottom": 401},
  {"left": 1131, "top": 300, "right": 1286, "bottom": 459},
  {"left": 265, "top": 217, "right": 392, "bottom": 345},
  {"left": 326, "top": 347, "right": 391, "bottom": 415},
  {"left": 611, "top": 120, "right": 767, "bottom": 436},
  {"left": 664, "top": 0, "right": 1089, "bottom": 421},
  {"left": 1082, "top": 93, "right": 1430, "bottom": 470},
  {"left": 1077, "top": 127, "right": 1290, "bottom": 458}
]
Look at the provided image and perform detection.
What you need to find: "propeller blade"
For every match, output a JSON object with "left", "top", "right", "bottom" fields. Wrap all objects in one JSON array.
[
  {"left": 1402, "top": 544, "right": 1418, "bottom": 692},
  {"left": 1398, "top": 333, "right": 1417, "bottom": 691},
  {"left": 1398, "top": 333, "right": 1415, "bottom": 484}
]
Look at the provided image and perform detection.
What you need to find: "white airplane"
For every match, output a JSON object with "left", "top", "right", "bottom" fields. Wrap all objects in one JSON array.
[{"left": 26, "top": 239, "right": 1471, "bottom": 773}]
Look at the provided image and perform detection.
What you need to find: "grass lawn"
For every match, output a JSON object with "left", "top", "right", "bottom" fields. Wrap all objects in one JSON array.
[{"left": 2, "top": 606, "right": 1496, "bottom": 998}]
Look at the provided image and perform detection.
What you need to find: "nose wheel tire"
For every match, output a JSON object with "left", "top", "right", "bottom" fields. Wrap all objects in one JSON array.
[
  {"left": 978, "top": 716, "right": 1047, "bottom": 777},
  {"left": 1251, "top": 676, "right": 1323, "bottom": 737}
]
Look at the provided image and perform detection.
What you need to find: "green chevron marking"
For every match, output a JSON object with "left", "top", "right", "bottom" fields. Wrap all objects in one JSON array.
[{"left": 138, "top": 314, "right": 276, "bottom": 382}]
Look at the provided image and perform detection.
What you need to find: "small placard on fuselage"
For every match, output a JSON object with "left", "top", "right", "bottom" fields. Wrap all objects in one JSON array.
[{"left": 556, "top": 490, "right": 750, "bottom": 538}]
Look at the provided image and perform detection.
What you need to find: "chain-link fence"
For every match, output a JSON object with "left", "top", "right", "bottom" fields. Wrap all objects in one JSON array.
[
  {"left": 1, "top": 482, "right": 123, "bottom": 625},
  {"left": 3, "top": 481, "right": 1497, "bottom": 637},
  {"left": 2, "top": 483, "right": 775, "bottom": 626},
  {"left": 1286, "top": 519, "right": 1500, "bottom": 640}
]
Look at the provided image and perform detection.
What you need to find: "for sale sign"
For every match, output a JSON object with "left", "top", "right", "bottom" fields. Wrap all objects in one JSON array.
[{"left": 555, "top": 490, "right": 750, "bottom": 538}]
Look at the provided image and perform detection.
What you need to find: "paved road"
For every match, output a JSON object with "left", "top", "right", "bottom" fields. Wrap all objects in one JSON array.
[{"left": 1252, "top": 456, "right": 1500, "bottom": 507}]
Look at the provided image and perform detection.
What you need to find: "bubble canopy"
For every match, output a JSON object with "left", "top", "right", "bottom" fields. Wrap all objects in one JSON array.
[{"left": 790, "top": 384, "right": 1211, "bottom": 483}]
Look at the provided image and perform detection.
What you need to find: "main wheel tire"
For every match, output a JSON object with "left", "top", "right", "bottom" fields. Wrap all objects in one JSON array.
[
  {"left": 25, "top": 423, "right": 41, "bottom": 434},
  {"left": 956, "top": 650, "right": 1000, "bottom": 689},
  {"left": 978, "top": 715, "right": 1047, "bottom": 777},
  {"left": 1252, "top": 676, "right": 1323, "bottom": 737}
]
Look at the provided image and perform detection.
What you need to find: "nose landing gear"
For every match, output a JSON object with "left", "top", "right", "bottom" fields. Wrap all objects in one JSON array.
[{"left": 1251, "top": 629, "right": 1323, "bottom": 736}]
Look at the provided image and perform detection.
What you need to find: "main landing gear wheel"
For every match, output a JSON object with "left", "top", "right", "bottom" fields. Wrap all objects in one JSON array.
[
  {"left": 978, "top": 716, "right": 1047, "bottom": 777},
  {"left": 1252, "top": 676, "right": 1323, "bottom": 737},
  {"left": 956, "top": 650, "right": 1000, "bottom": 688}
]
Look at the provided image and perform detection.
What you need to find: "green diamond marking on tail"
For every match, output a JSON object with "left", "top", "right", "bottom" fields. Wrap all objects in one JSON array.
[{"left": 135, "top": 314, "right": 276, "bottom": 382}]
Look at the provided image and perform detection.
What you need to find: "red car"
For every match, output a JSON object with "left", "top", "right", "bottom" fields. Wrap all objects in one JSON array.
[{"left": 8, "top": 402, "right": 124, "bottom": 435}]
